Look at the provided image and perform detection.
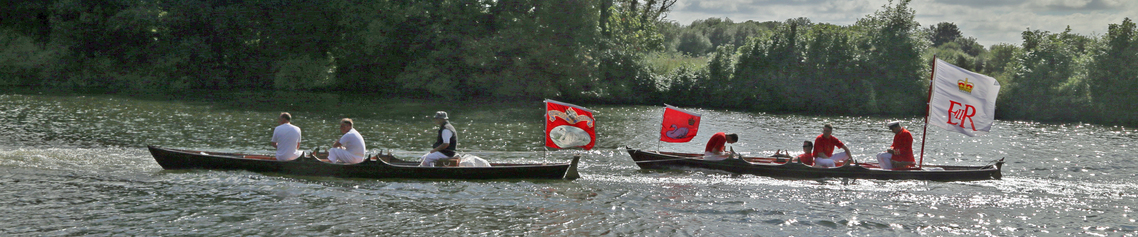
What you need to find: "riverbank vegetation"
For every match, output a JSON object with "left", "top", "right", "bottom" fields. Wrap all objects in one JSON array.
[{"left": 1, "top": 0, "right": 1136, "bottom": 125}]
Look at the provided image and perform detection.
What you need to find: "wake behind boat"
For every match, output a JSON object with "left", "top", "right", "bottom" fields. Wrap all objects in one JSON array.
[
  {"left": 626, "top": 148, "right": 1002, "bottom": 181},
  {"left": 148, "top": 146, "right": 580, "bottom": 180}
]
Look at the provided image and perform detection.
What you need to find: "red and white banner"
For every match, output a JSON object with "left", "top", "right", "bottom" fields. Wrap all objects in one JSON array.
[
  {"left": 544, "top": 99, "right": 596, "bottom": 150},
  {"left": 929, "top": 58, "right": 1001, "bottom": 137},
  {"left": 660, "top": 104, "right": 701, "bottom": 143}
]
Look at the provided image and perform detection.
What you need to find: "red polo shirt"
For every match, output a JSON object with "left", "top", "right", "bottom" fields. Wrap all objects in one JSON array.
[
  {"left": 813, "top": 134, "right": 845, "bottom": 158},
  {"left": 705, "top": 132, "right": 727, "bottom": 153},
  {"left": 797, "top": 153, "right": 815, "bottom": 166}
]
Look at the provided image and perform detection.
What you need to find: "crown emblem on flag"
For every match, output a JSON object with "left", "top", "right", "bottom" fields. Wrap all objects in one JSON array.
[
  {"left": 547, "top": 108, "right": 595, "bottom": 128},
  {"left": 957, "top": 78, "right": 974, "bottom": 94}
]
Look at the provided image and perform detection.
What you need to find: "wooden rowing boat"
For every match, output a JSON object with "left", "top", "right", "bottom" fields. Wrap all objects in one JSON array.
[
  {"left": 625, "top": 148, "right": 1002, "bottom": 181},
  {"left": 147, "top": 146, "right": 580, "bottom": 180}
]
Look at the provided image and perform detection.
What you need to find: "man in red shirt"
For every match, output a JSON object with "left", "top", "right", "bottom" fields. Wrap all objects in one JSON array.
[
  {"left": 813, "top": 124, "right": 853, "bottom": 168},
  {"left": 795, "top": 141, "right": 815, "bottom": 165},
  {"left": 704, "top": 132, "right": 738, "bottom": 160},
  {"left": 876, "top": 121, "right": 915, "bottom": 169}
]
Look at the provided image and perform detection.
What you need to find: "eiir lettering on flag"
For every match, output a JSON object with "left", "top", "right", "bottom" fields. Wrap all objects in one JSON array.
[
  {"left": 928, "top": 58, "right": 1001, "bottom": 137},
  {"left": 660, "top": 104, "right": 701, "bottom": 143},
  {"left": 544, "top": 99, "right": 596, "bottom": 150}
]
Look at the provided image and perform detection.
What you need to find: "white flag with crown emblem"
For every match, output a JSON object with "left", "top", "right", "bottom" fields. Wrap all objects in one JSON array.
[{"left": 928, "top": 58, "right": 1001, "bottom": 137}]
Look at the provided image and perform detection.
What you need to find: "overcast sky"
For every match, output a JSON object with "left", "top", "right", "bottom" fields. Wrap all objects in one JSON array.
[{"left": 664, "top": 0, "right": 1137, "bottom": 47}]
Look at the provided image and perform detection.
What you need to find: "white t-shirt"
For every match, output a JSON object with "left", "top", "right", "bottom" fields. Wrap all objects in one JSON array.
[
  {"left": 339, "top": 128, "right": 366, "bottom": 158},
  {"left": 271, "top": 123, "right": 302, "bottom": 160},
  {"left": 440, "top": 129, "right": 453, "bottom": 144}
]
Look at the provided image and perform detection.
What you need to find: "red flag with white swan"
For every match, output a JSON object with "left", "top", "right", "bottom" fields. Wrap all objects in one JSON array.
[
  {"left": 660, "top": 104, "right": 701, "bottom": 143},
  {"left": 544, "top": 99, "right": 595, "bottom": 150}
]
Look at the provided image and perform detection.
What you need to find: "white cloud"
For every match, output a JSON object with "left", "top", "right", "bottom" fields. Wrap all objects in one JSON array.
[
  {"left": 666, "top": 0, "right": 1137, "bottom": 46},
  {"left": 692, "top": 0, "right": 748, "bottom": 13},
  {"left": 1032, "top": 0, "right": 1094, "bottom": 8}
]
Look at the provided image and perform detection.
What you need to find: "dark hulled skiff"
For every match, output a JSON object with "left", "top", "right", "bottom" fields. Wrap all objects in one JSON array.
[
  {"left": 626, "top": 148, "right": 1001, "bottom": 181},
  {"left": 148, "top": 146, "right": 580, "bottom": 180}
]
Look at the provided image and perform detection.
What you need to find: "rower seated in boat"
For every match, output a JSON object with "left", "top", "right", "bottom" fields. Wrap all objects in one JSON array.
[
  {"left": 793, "top": 141, "right": 815, "bottom": 165},
  {"left": 270, "top": 112, "right": 303, "bottom": 161},
  {"left": 702, "top": 132, "right": 738, "bottom": 160},
  {"left": 813, "top": 123, "right": 852, "bottom": 168},
  {"left": 875, "top": 121, "right": 917, "bottom": 170},
  {"left": 328, "top": 118, "right": 366, "bottom": 164},
  {"left": 420, "top": 111, "right": 460, "bottom": 167}
]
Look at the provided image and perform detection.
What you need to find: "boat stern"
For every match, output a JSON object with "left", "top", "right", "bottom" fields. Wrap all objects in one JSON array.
[{"left": 563, "top": 155, "right": 581, "bottom": 180}]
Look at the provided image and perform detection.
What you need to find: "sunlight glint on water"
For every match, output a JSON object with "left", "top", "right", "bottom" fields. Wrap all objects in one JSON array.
[{"left": 1, "top": 91, "right": 1136, "bottom": 235}]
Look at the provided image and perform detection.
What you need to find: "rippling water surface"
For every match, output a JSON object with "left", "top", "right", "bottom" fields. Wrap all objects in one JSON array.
[{"left": 1, "top": 90, "right": 1136, "bottom": 236}]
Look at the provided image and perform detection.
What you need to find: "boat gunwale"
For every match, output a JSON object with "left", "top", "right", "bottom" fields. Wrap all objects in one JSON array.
[
  {"left": 153, "top": 146, "right": 574, "bottom": 168},
  {"left": 631, "top": 148, "right": 1000, "bottom": 171},
  {"left": 625, "top": 148, "right": 1003, "bottom": 180}
]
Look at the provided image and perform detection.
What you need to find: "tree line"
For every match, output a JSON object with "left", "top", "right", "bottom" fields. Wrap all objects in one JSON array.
[
  {"left": 651, "top": 1, "right": 1138, "bottom": 124},
  {"left": 2, "top": 0, "right": 1136, "bottom": 125},
  {"left": 654, "top": 1, "right": 928, "bottom": 116},
  {"left": 0, "top": 0, "right": 675, "bottom": 101}
]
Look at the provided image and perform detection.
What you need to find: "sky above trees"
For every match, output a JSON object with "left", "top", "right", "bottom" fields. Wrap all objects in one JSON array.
[{"left": 664, "top": 0, "right": 1136, "bottom": 46}]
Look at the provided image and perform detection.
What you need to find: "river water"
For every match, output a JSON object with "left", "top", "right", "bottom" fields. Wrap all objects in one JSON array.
[{"left": 1, "top": 90, "right": 1135, "bottom": 236}]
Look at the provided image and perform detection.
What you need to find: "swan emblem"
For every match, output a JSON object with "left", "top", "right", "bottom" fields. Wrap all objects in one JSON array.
[{"left": 665, "top": 125, "right": 690, "bottom": 139}]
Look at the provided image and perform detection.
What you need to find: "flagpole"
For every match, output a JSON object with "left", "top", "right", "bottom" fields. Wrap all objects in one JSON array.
[
  {"left": 543, "top": 100, "right": 548, "bottom": 159},
  {"left": 660, "top": 104, "right": 664, "bottom": 151},
  {"left": 919, "top": 55, "right": 937, "bottom": 169}
]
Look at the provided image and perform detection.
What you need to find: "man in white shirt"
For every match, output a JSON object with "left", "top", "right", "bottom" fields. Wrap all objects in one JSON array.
[
  {"left": 328, "top": 118, "right": 366, "bottom": 164},
  {"left": 270, "top": 112, "right": 303, "bottom": 161},
  {"left": 420, "top": 111, "right": 458, "bottom": 167}
]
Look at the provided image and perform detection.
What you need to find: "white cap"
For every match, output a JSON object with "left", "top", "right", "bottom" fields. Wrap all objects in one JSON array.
[
  {"left": 433, "top": 111, "right": 449, "bottom": 120},
  {"left": 887, "top": 121, "right": 901, "bottom": 128}
]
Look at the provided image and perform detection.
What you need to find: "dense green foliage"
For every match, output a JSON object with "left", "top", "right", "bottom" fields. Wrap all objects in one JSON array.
[
  {"left": 662, "top": 18, "right": 777, "bottom": 56},
  {"left": 0, "top": 0, "right": 673, "bottom": 103},
  {"left": 2, "top": 0, "right": 1138, "bottom": 125},
  {"left": 658, "top": 1, "right": 927, "bottom": 116},
  {"left": 653, "top": 2, "right": 1138, "bottom": 125},
  {"left": 1089, "top": 18, "right": 1138, "bottom": 124},
  {"left": 928, "top": 22, "right": 960, "bottom": 47}
]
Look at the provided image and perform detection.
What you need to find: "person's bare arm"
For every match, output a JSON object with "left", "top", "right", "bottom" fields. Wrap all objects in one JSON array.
[
  {"left": 841, "top": 146, "right": 854, "bottom": 165},
  {"left": 430, "top": 143, "right": 450, "bottom": 154}
]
